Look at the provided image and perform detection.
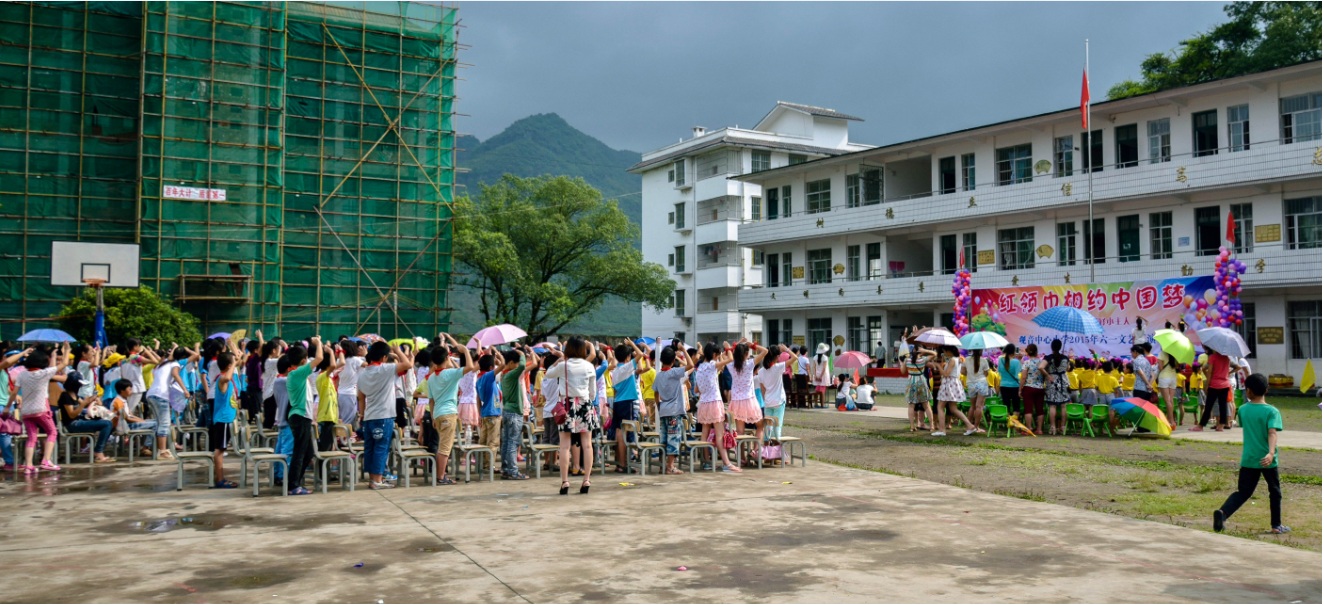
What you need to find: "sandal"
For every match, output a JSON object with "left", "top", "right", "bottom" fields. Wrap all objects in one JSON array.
[
  {"left": 438, "top": 477, "right": 456, "bottom": 485},
  {"left": 213, "top": 480, "right": 238, "bottom": 489},
  {"left": 723, "top": 464, "right": 742, "bottom": 473}
]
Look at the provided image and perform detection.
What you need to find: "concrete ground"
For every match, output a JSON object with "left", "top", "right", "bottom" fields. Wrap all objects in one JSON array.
[
  {"left": 818, "top": 406, "right": 1323, "bottom": 450},
  {"left": 1, "top": 457, "right": 1319, "bottom": 603}
]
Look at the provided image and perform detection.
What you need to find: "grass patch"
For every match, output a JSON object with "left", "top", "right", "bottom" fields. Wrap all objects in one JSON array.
[
  {"left": 1283, "top": 474, "right": 1322, "bottom": 485},
  {"left": 994, "top": 488, "right": 1047, "bottom": 502},
  {"left": 1141, "top": 444, "right": 1171, "bottom": 452}
]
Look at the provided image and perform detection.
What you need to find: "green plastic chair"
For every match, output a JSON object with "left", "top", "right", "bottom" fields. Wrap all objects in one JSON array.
[
  {"left": 1064, "top": 403, "right": 1089, "bottom": 436},
  {"left": 1085, "top": 405, "right": 1111, "bottom": 437},
  {"left": 985, "top": 394, "right": 1003, "bottom": 409},
  {"left": 1178, "top": 393, "right": 1200, "bottom": 425},
  {"left": 1234, "top": 389, "right": 1245, "bottom": 406},
  {"left": 985, "top": 403, "right": 1010, "bottom": 438}
]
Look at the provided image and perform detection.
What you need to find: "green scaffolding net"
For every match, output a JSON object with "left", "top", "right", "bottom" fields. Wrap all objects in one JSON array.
[{"left": 0, "top": 1, "right": 456, "bottom": 339}]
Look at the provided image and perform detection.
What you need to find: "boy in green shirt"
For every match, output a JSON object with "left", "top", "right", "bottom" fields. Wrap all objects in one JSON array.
[
  {"left": 284, "top": 337, "right": 322, "bottom": 496},
  {"left": 499, "top": 345, "right": 539, "bottom": 480},
  {"left": 1213, "top": 373, "right": 1288, "bottom": 534}
]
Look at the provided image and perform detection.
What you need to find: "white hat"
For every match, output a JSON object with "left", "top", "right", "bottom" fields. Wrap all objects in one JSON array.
[{"left": 816, "top": 343, "right": 830, "bottom": 355}]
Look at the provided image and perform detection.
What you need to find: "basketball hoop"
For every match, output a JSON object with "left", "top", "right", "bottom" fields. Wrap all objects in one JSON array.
[{"left": 82, "top": 278, "right": 107, "bottom": 289}]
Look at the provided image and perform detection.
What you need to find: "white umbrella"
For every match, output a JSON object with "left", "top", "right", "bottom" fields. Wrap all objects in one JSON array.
[
  {"left": 913, "top": 328, "right": 961, "bottom": 347},
  {"left": 1196, "top": 327, "right": 1250, "bottom": 357}
]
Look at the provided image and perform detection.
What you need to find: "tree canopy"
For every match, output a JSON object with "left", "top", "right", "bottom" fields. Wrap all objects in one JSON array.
[
  {"left": 57, "top": 286, "right": 203, "bottom": 347},
  {"left": 452, "top": 174, "right": 675, "bottom": 342},
  {"left": 1107, "top": 2, "right": 1321, "bottom": 100}
]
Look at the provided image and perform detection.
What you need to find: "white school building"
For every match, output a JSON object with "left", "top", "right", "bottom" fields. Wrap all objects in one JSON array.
[
  {"left": 638, "top": 61, "right": 1321, "bottom": 379},
  {"left": 630, "top": 102, "right": 873, "bottom": 344}
]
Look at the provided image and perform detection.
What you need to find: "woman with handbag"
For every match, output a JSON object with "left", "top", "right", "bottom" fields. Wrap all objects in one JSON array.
[
  {"left": 543, "top": 337, "right": 600, "bottom": 495},
  {"left": 0, "top": 347, "right": 31, "bottom": 471},
  {"left": 695, "top": 342, "right": 740, "bottom": 473}
]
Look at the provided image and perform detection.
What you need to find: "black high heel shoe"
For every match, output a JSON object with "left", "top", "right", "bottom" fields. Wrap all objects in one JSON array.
[
  {"left": 559, "top": 481, "right": 569, "bottom": 496},
  {"left": 579, "top": 480, "right": 591, "bottom": 494}
]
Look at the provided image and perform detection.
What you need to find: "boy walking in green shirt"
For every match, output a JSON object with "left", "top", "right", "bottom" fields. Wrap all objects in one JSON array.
[
  {"left": 499, "top": 345, "right": 539, "bottom": 480},
  {"left": 1213, "top": 373, "right": 1288, "bottom": 534}
]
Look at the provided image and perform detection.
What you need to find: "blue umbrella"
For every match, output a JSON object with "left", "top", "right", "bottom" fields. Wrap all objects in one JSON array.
[
  {"left": 533, "top": 347, "right": 548, "bottom": 354},
  {"left": 93, "top": 308, "right": 108, "bottom": 348},
  {"left": 17, "top": 328, "right": 77, "bottom": 343},
  {"left": 1032, "top": 306, "right": 1104, "bottom": 335},
  {"left": 208, "top": 332, "right": 231, "bottom": 340},
  {"left": 635, "top": 336, "right": 657, "bottom": 346}
]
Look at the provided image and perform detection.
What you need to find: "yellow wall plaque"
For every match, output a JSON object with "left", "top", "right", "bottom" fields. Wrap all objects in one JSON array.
[
  {"left": 792, "top": 266, "right": 805, "bottom": 279},
  {"left": 1257, "top": 327, "right": 1283, "bottom": 345},
  {"left": 1254, "top": 224, "right": 1281, "bottom": 243},
  {"left": 977, "top": 250, "right": 995, "bottom": 266},
  {"left": 792, "top": 336, "right": 805, "bottom": 346}
]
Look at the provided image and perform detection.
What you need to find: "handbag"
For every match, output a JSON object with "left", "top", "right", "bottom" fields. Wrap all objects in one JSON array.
[
  {"left": 552, "top": 369, "right": 569, "bottom": 426},
  {"left": 760, "top": 444, "right": 782, "bottom": 461},
  {"left": 708, "top": 425, "right": 736, "bottom": 450},
  {"left": 0, "top": 406, "right": 21, "bottom": 435}
]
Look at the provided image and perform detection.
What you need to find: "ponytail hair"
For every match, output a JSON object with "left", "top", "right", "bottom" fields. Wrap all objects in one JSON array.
[
  {"left": 733, "top": 343, "right": 749, "bottom": 372},
  {"left": 1001, "top": 344, "right": 1016, "bottom": 373}
]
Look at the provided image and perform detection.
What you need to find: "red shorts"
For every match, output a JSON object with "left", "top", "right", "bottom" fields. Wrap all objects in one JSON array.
[
  {"left": 23, "top": 412, "right": 57, "bottom": 440},
  {"left": 1021, "top": 387, "right": 1045, "bottom": 416}
]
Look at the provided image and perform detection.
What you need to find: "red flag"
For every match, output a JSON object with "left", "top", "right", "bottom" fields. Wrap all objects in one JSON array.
[
  {"left": 958, "top": 248, "right": 966, "bottom": 270},
  {"left": 1080, "top": 69, "right": 1090, "bottom": 129},
  {"left": 1226, "top": 210, "right": 1236, "bottom": 245}
]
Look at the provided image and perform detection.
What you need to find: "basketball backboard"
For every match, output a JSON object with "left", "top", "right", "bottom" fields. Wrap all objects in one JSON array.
[{"left": 50, "top": 241, "right": 140, "bottom": 287}]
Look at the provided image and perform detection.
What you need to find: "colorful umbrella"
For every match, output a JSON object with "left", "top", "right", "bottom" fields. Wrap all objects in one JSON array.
[
  {"left": 1196, "top": 327, "right": 1249, "bottom": 357},
  {"left": 387, "top": 337, "right": 426, "bottom": 349},
  {"left": 466, "top": 324, "right": 527, "bottom": 349},
  {"left": 833, "top": 351, "right": 872, "bottom": 370},
  {"left": 913, "top": 328, "right": 961, "bottom": 347},
  {"left": 959, "top": 331, "right": 1009, "bottom": 351},
  {"left": 1007, "top": 414, "right": 1036, "bottom": 437},
  {"left": 17, "top": 328, "right": 77, "bottom": 343},
  {"left": 1033, "top": 306, "right": 1104, "bottom": 335},
  {"left": 1108, "top": 397, "right": 1173, "bottom": 437},
  {"left": 1153, "top": 329, "right": 1194, "bottom": 364},
  {"left": 356, "top": 333, "right": 384, "bottom": 344},
  {"left": 635, "top": 336, "right": 657, "bottom": 346}
]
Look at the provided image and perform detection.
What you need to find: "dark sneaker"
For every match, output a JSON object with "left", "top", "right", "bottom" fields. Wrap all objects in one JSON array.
[
  {"left": 1271, "top": 525, "right": 1291, "bottom": 534},
  {"left": 1213, "top": 510, "right": 1225, "bottom": 532}
]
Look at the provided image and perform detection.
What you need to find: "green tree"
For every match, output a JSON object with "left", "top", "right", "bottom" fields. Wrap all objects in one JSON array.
[
  {"left": 56, "top": 286, "right": 203, "bottom": 347},
  {"left": 1108, "top": 2, "right": 1321, "bottom": 100},
  {"left": 453, "top": 175, "right": 675, "bottom": 342}
]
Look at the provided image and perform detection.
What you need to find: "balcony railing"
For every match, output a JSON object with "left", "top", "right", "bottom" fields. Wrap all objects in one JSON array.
[
  {"left": 697, "top": 195, "right": 741, "bottom": 225},
  {"left": 697, "top": 248, "right": 741, "bottom": 270},
  {"left": 740, "top": 138, "right": 1320, "bottom": 245},
  {"left": 739, "top": 241, "right": 1319, "bottom": 312}
]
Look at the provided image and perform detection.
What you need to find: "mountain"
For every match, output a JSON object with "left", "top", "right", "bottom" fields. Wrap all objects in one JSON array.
[{"left": 449, "top": 113, "right": 644, "bottom": 337}]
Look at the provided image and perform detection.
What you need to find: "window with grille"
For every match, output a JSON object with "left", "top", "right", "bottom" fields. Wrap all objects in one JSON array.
[
  {"left": 1148, "top": 118, "right": 1171, "bottom": 163},
  {"left": 1289, "top": 300, "right": 1321, "bottom": 359},
  {"left": 1227, "top": 104, "right": 1250, "bottom": 152},
  {"left": 806, "top": 179, "right": 831, "bottom": 214},
  {"left": 995, "top": 144, "right": 1032, "bottom": 185},
  {"left": 1281, "top": 93, "right": 1322, "bottom": 143},
  {"left": 1149, "top": 211, "right": 1172, "bottom": 260},
  {"left": 997, "top": 227, "right": 1035, "bottom": 270},
  {"left": 1285, "top": 196, "right": 1322, "bottom": 250}
]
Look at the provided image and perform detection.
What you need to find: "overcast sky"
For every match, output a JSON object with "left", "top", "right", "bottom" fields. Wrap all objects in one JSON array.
[{"left": 455, "top": 2, "right": 1229, "bottom": 153}]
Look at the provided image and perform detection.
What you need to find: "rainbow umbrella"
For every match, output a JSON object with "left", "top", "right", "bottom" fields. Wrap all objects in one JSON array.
[{"left": 1108, "top": 397, "right": 1172, "bottom": 437}]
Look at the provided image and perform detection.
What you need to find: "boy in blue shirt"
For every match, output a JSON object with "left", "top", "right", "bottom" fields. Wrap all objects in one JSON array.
[
  {"left": 476, "top": 352, "right": 501, "bottom": 474},
  {"left": 1214, "top": 373, "right": 1288, "bottom": 534},
  {"left": 608, "top": 339, "right": 645, "bottom": 473}
]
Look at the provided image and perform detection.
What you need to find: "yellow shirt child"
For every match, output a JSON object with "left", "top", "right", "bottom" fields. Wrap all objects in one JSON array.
[
  {"left": 1078, "top": 368, "right": 1097, "bottom": 389},
  {"left": 987, "top": 369, "right": 1001, "bottom": 390},
  {"left": 1189, "top": 372, "right": 1205, "bottom": 391},
  {"left": 1067, "top": 369, "right": 1080, "bottom": 390},
  {"left": 1096, "top": 372, "right": 1119, "bottom": 397},
  {"left": 1122, "top": 371, "right": 1136, "bottom": 391}
]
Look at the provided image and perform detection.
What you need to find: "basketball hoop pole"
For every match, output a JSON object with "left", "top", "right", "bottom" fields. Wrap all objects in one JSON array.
[{"left": 85, "top": 278, "right": 107, "bottom": 348}]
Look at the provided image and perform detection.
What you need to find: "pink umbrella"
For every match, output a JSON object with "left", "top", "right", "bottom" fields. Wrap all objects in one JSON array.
[
  {"left": 466, "top": 324, "right": 528, "bottom": 349},
  {"left": 776, "top": 351, "right": 792, "bottom": 363},
  {"left": 534, "top": 342, "right": 558, "bottom": 350},
  {"left": 833, "top": 351, "right": 871, "bottom": 370}
]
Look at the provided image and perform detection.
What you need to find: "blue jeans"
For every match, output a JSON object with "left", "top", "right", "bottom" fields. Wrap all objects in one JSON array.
[
  {"left": 147, "top": 395, "right": 171, "bottom": 437},
  {"left": 0, "top": 434, "right": 12, "bottom": 466},
  {"left": 500, "top": 411, "right": 523, "bottom": 476},
  {"left": 361, "top": 418, "right": 393, "bottom": 477},
  {"left": 659, "top": 415, "right": 683, "bottom": 456},
  {"left": 272, "top": 425, "right": 293, "bottom": 480},
  {"left": 67, "top": 419, "right": 113, "bottom": 453}
]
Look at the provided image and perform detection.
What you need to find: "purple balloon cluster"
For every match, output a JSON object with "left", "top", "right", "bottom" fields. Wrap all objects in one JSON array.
[
  {"left": 1211, "top": 245, "right": 1247, "bottom": 328},
  {"left": 951, "top": 267, "right": 972, "bottom": 336}
]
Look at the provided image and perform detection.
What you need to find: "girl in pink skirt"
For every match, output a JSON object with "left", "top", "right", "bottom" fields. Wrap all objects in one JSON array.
[
  {"left": 457, "top": 361, "right": 480, "bottom": 438},
  {"left": 695, "top": 342, "right": 740, "bottom": 473},
  {"left": 728, "top": 340, "right": 770, "bottom": 466}
]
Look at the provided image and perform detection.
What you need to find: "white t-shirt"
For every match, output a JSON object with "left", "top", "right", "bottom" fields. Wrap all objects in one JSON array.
[
  {"left": 76, "top": 361, "right": 96, "bottom": 399},
  {"left": 123, "top": 355, "right": 147, "bottom": 393},
  {"left": 458, "top": 371, "right": 477, "bottom": 404},
  {"left": 337, "top": 356, "right": 365, "bottom": 396},
  {"left": 757, "top": 362, "right": 787, "bottom": 407},
  {"left": 18, "top": 367, "right": 58, "bottom": 415},
  {"left": 855, "top": 384, "right": 876, "bottom": 404},
  {"left": 204, "top": 359, "right": 219, "bottom": 400},
  {"left": 147, "top": 362, "right": 174, "bottom": 400},
  {"left": 540, "top": 375, "right": 561, "bottom": 418},
  {"left": 544, "top": 358, "right": 597, "bottom": 400},
  {"left": 357, "top": 363, "right": 399, "bottom": 422},
  {"left": 261, "top": 358, "right": 279, "bottom": 399}
]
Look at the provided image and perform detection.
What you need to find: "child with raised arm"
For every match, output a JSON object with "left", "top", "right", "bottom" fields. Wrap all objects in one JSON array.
[{"left": 653, "top": 345, "right": 693, "bottom": 475}]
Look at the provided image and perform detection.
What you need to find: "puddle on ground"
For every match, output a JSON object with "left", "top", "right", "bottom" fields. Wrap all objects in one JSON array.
[{"left": 96, "top": 512, "right": 365, "bottom": 535}]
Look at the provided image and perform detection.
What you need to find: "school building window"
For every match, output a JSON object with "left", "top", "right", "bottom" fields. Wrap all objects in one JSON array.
[
  {"left": 751, "top": 150, "right": 771, "bottom": 172},
  {"left": 1057, "top": 222, "right": 1077, "bottom": 266},
  {"left": 961, "top": 153, "right": 976, "bottom": 191},
  {"left": 1227, "top": 104, "right": 1250, "bottom": 152},
  {"left": 1054, "top": 135, "right": 1073, "bottom": 177},
  {"left": 806, "top": 179, "right": 831, "bottom": 214},
  {"left": 1285, "top": 196, "right": 1322, "bottom": 250},
  {"left": 1194, "top": 206, "right": 1221, "bottom": 256},
  {"left": 995, "top": 144, "right": 1032, "bottom": 185},
  {"left": 807, "top": 248, "right": 833, "bottom": 284},
  {"left": 1148, "top": 118, "right": 1171, "bottom": 163},
  {"left": 1150, "top": 211, "right": 1172, "bottom": 260},
  {"left": 807, "top": 318, "right": 832, "bottom": 350},
  {"left": 1289, "top": 300, "right": 1321, "bottom": 359},
  {"left": 1193, "top": 110, "right": 1218, "bottom": 157},
  {"left": 1231, "top": 203, "right": 1253, "bottom": 254},
  {"left": 997, "top": 226, "right": 1035, "bottom": 270},
  {"left": 1115, "top": 124, "right": 1138, "bottom": 168},
  {"left": 1281, "top": 92, "right": 1322, "bottom": 144}
]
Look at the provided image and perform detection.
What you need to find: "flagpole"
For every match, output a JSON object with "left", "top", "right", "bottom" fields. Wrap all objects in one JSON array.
[{"left": 1086, "top": 38, "right": 1095, "bottom": 283}]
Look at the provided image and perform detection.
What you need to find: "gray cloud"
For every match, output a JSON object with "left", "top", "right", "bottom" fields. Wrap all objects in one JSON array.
[{"left": 457, "top": 1, "right": 1228, "bottom": 152}]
